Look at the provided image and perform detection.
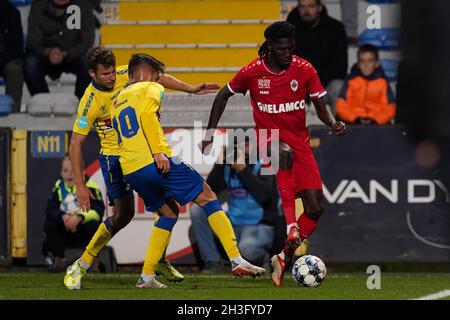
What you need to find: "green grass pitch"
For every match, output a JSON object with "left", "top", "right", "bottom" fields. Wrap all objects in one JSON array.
[{"left": 0, "top": 272, "right": 449, "bottom": 300}]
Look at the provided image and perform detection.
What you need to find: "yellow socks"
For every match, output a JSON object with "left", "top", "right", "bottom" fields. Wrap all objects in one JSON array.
[
  {"left": 142, "top": 216, "right": 177, "bottom": 275},
  {"left": 202, "top": 201, "right": 240, "bottom": 259},
  {"left": 81, "top": 222, "right": 112, "bottom": 265}
]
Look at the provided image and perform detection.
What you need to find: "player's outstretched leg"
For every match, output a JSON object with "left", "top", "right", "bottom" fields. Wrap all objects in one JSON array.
[
  {"left": 152, "top": 215, "right": 185, "bottom": 283},
  {"left": 195, "top": 182, "right": 265, "bottom": 278},
  {"left": 296, "top": 190, "right": 324, "bottom": 242},
  {"left": 271, "top": 198, "right": 305, "bottom": 287},
  {"left": 276, "top": 143, "right": 300, "bottom": 249},
  {"left": 272, "top": 190, "right": 324, "bottom": 287},
  {"left": 137, "top": 201, "right": 180, "bottom": 288}
]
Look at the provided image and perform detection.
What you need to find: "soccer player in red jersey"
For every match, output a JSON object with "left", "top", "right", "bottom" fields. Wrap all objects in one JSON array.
[{"left": 201, "top": 21, "right": 345, "bottom": 287}]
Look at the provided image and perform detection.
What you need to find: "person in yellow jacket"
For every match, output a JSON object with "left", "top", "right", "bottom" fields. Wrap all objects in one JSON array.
[
  {"left": 42, "top": 156, "right": 104, "bottom": 272},
  {"left": 336, "top": 44, "right": 396, "bottom": 125}
]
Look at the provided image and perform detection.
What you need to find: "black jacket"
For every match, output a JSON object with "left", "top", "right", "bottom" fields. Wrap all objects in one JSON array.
[
  {"left": 26, "top": 0, "right": 95, "bottom": 62},
  {"left": 206, "top": 163, "right": 279, "bottom": 227},
  {"left": 0, "top": 0, "right": 24, "bottom": 66},
  {"left": 287, "top": 7, "right": 348, "bottom": 87}
]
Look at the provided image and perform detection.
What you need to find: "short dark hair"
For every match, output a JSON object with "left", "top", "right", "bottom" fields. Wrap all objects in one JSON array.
[
  {"left": 87, "top": 46, "right": 116, "bottom": 71},
  {"left": 258, "top": 21, "right": 296, "bottom": 56},
  {"left": 128, "top": 53, "right": 165, "bottom": 78},
  {"left": 358, "top": 44, "right": 379, "bottom": 61}
]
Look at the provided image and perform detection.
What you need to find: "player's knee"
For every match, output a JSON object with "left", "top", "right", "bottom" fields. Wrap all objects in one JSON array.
[
  {"left": 279, "top": 143, "right": 292, "bottom": 170},
  {"left": 195, "top": 184, "right": 217, "bottom": 207},
  {"left": 304, "top": 202, "right": 325, "bottom": 221},
  {"left": 165, "top": 198, "right": 180, "bottom": 217}
]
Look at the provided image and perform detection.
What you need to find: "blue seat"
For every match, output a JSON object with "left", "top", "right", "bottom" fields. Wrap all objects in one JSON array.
[
  {"left": 10, "top": 0, "right": 32, "bottom": 6},
  {"left": 0, "top": 95, "right": 14, "bottom": 116},
  {"left": 380, "top": 59, "right": 399, "bottom": 81},
  {"left": 0, "top": 77, "right": 4, "bottom": 86},
  {"left": 358, "top": 28, "right": 400, "bottom": 50}
]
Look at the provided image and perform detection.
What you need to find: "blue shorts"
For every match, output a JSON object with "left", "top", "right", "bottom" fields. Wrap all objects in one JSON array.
[
  {"left": 99, "top": 154, "right": 134, "bottom": 205},
  {"left": 124, "top": 157, "right": 204, "bottom": 212}
]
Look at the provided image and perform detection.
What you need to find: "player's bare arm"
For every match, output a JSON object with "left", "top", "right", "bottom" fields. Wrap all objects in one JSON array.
[
  {"left": 158, "top": 74, "right": 220, "bottom": 95},
  {"left": 312, "top": 97, "right": 346, "bottom": 135},
  {"left": 69, "top": 133, "right": 94, "bottom": 212},
  {"left": 201, "top": 85, "right": 235, "bottom": 153}
]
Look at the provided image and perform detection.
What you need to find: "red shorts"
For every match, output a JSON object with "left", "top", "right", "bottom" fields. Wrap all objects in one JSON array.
[
  {"left": 258, "top": 133, "right": 322, "bottom": 194},
  {"left": 289, "top": 142, "right": 323, "bottom": 193}
]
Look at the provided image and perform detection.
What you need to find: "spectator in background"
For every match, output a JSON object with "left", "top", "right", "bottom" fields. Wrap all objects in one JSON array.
[
  {"left": 191, "top": 140, "right": 285, "bottom": 272},
  {"left": 340, "top": 0, "right": 359, "bottom": 44},
  {"left": 24, "top": 0, "right": 95, "bottom": 100},
  {"left": 287, "top": 0, "right": 348, "bottom": 113},
  {"left": 0, "top": 0, "right": 24, "bottom": 112},
  {"left": 336, "top": 44, "right": 396, "bottom": 125},
  {"left": 82, "top": 0, "right": 103, "bottom": 29},
  {"left": 42, "top": 156, "right": 104, "bottom": 272}
]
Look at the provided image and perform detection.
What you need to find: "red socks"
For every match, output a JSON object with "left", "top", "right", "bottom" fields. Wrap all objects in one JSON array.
[
  {"left": 276, "top": 170, "right": 296, "bottom": 226},
  {"left": 297, "top": 213, "right": 318, "bottom": 240}
]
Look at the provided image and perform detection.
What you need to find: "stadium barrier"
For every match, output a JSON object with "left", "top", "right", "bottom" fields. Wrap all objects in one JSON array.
[
  {"left": 309, "top": 125, "right": 450, "bottom": 262},
  {"left": 0, "top": 128, "right": 12, "bottom": 265},
  {"left": 3, "top": 125, "right": 449, "bottom": 266},
  {"left": 11, "top": 130, "right": 27, "bottom": 259}
]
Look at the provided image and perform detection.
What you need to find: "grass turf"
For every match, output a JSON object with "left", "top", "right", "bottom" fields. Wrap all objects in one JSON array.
[{"left": 0, "top": 272, "right": 449, "bottom": 300}]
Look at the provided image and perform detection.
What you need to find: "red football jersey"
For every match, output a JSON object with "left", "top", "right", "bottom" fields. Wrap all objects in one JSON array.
[{"left": 228, "top": 55, "right": 326, "bottom": 145}]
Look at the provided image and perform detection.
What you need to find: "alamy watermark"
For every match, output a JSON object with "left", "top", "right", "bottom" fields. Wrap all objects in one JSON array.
[
  {"left": 366, "top": 265, "right": 381, "bottom": 290},
  {"left": 366, "top": 5, "right": 381, "bottom": 30},
  {"left": 66, "top": 5, "right": 81, "bottom": 30}
]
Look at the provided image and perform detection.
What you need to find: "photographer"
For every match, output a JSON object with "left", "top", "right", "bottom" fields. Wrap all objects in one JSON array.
[{"left": 190, "top": 139, "right": 285, "bottom": 272}]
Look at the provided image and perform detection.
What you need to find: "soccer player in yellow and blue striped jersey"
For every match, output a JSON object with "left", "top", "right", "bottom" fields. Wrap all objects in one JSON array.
[
  {"left": 64, "top": 47, "right": 219, "bottom": 290},
  {"left": 111, "top": 54, "right": 265, "bottom": 288}
]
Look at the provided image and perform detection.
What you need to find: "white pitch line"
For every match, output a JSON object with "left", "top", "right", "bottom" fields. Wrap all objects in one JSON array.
[{"left": 412, "top": 290, "right": 450, "bottom": 300}]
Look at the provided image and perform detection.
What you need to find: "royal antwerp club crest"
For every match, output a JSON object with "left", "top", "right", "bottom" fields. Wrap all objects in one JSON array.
[
  {"left": 290, "top": 80, "right": 298, "bottom": 92},
  {"left": 258, "top": 79, "right": 270, "bottom": 89}
]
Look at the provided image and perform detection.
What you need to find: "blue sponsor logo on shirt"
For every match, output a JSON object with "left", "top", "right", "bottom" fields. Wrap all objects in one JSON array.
[{"left": 77, "top": 116, "right": 89, "bottom": 129}]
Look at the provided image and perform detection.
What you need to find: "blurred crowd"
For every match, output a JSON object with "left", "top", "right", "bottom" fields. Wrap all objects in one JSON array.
[{"left": 1, "top": 0, "right": 399, "bottom": 128}]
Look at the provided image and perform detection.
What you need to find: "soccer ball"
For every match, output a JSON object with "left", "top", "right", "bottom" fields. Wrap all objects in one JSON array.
[
  {"left": 292, "top": 255, "right": 327, "bottom": 287},
  {"left": 60, "top": 194, "right": 80, "bottom": 215}
]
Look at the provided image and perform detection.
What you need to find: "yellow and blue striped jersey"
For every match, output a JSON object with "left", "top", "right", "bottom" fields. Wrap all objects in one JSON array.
[
  {"left": 111, "top": 81, "right": 172, "bottom": 175},
  {"left": 72, "top": 65, "right": 129, "bottom": 156}
]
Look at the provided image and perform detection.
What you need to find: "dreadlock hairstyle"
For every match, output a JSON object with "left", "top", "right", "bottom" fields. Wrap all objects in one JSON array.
[
  {"left": 128, "top": 53, "right": 165, "bottom": 79},
  {"left": 258, "top": 21, "right": 296, "bottom": 57}
]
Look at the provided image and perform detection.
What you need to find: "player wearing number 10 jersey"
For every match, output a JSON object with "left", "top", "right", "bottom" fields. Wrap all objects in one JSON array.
[
  {"left": 112, "top": 54, "right": 265, "bottom": 288},
  {"left": 64, "top": 47, "right": 219, "bottom": 289},
  {"left": 202, "top": 21, "right": 346, "bottom": 287}
]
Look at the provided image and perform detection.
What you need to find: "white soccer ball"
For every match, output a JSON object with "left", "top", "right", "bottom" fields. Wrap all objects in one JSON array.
[
  {"left": 292, "top": 255, "right": 327, "bottom": 287},
  {"left": 60, "top": 194, "right": 80, "bottom": 215}
]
